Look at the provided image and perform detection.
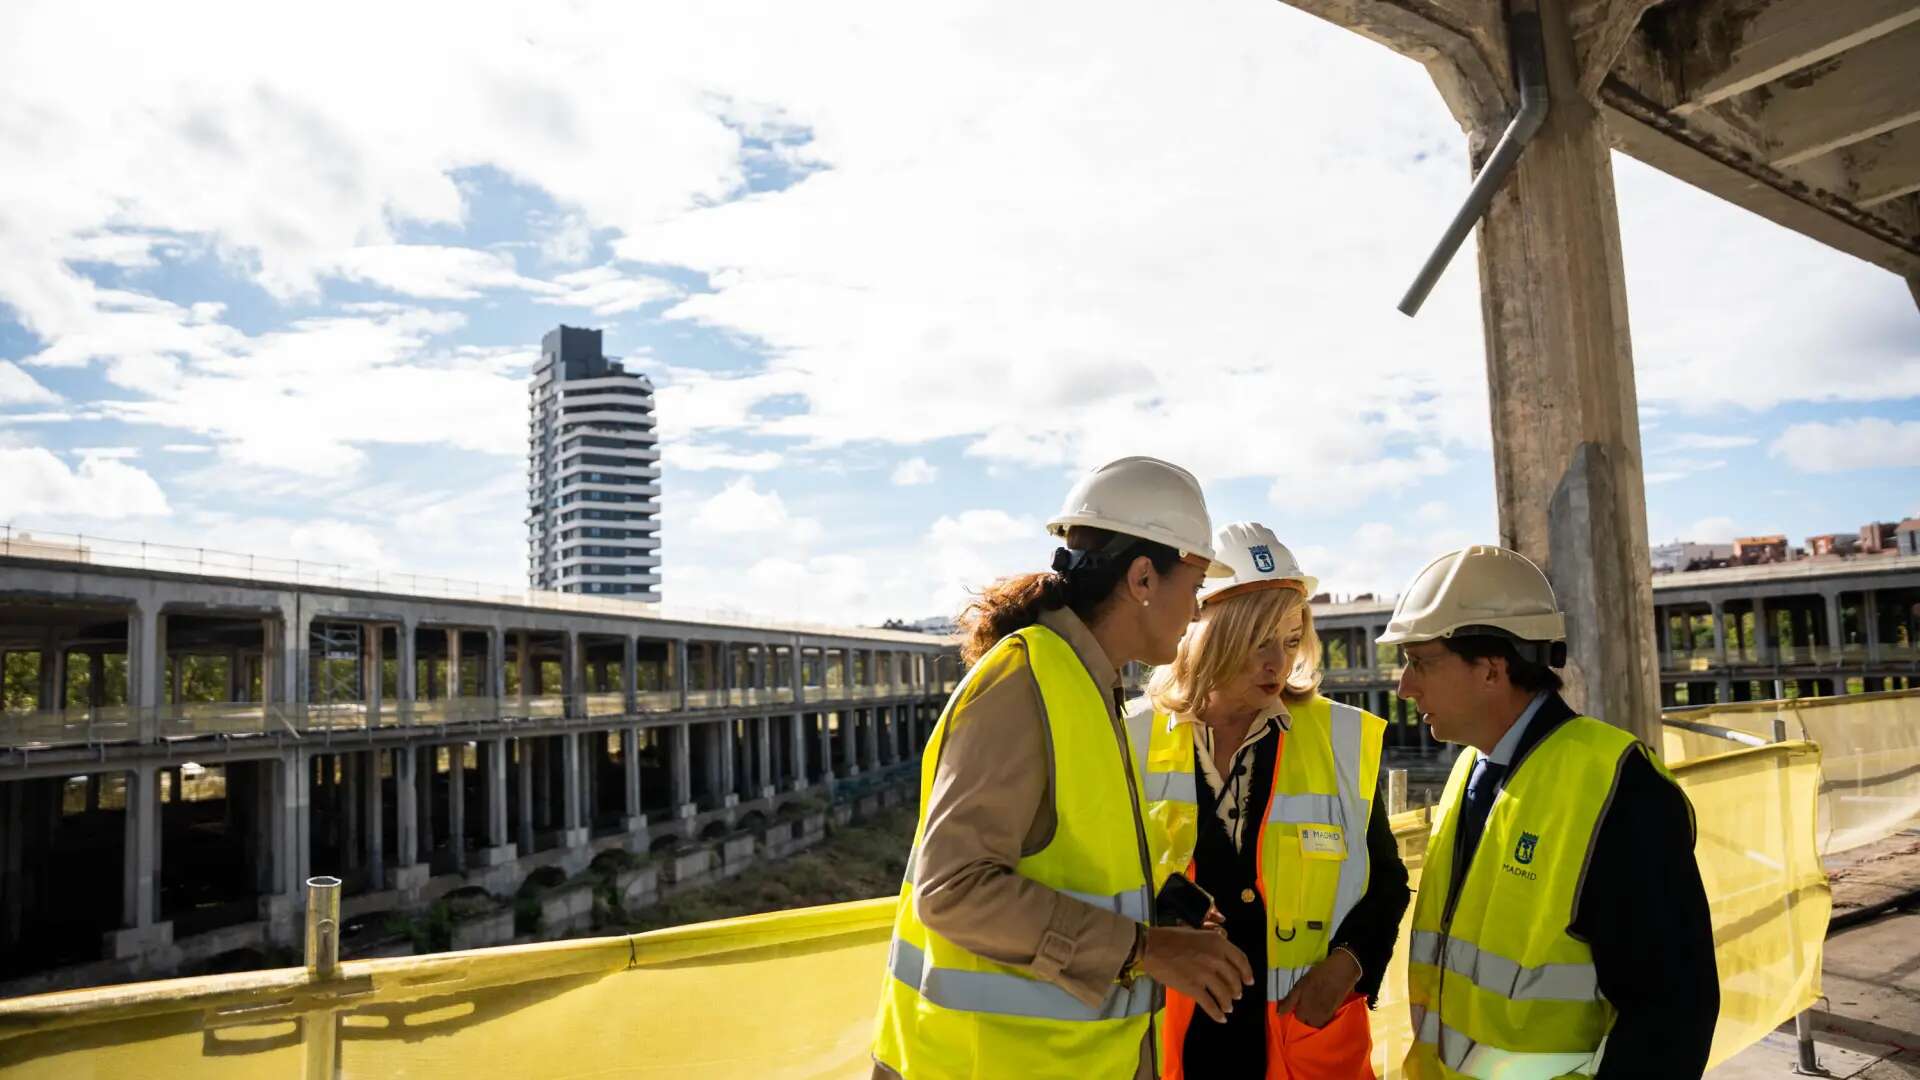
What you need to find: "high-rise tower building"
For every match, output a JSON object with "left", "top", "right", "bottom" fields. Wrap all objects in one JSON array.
[{"left": 526, "top": 326, "right": 662, "bottom": 597}]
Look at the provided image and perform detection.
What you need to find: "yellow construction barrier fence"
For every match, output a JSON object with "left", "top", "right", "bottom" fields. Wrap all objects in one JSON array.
[{"left": 7, "top": 694, "right": 1897, "bottom": 1077}]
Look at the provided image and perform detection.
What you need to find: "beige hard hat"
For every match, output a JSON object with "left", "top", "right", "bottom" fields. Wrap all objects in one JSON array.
[
  {"left": 1376, "top": 545, "right": 1566, "bottom": 647},
  {"left": 1200, "top": 522, "right": 1318, "bottom": 606},
  {"left": 1047, "top": 456, "right": 1231, "bottom": 575}
]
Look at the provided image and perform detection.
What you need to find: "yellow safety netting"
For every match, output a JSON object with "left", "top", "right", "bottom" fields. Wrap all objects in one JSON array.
[
  {"left": 0, "top": 740, "right": 1832, "bottom": 1078},
  {"left": 1664, "top": 688, "right": 1920, "bottom": 853}
]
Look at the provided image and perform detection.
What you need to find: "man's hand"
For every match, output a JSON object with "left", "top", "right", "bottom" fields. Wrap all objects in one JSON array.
[
  {"left": 1141, "top": 926, "right": 1254, "bottom": 1023},
  {"left": 1274, "top": 949, "right": 1361, "bottom": 1029}
]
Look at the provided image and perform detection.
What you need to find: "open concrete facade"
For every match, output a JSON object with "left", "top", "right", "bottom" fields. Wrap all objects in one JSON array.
[
  {"left": 1314, "top": 554, "right": 1920, "bottom": 752},
  {"left": 0, "top": 553, "right": 956, "bottom": 993}
]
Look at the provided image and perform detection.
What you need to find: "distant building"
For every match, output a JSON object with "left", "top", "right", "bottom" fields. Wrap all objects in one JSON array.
[
  {"left": 1806, "top": 533, "right": 1859, "bottom": 557},
  {"left": 1733, "top": 535, "right": 1789, "bottom": 565},
  {"left": 526, "top": 326, "right": 662, "bottom": 598},
  {"left": 1899, "top": 519, "right": 1920, "bottom": 557},
  {"left": 1860, "top": 521, "right": 1898, "bottom": 553},
  {"left": 1652, "top": 541, "right": 1735, "bottom": 573},
  {"left": 883, "top": 616, "right": 959, "bottom": 636}
]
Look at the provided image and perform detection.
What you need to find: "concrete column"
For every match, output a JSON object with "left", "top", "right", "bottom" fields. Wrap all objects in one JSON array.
[
  {"left": 445, "top": 629, "right": 462, "bottom": 700},
  {"left": 130, "top": 605, "right": 166, "bottom": 739},
  {"left": 485, "top": 738, "right": 510, "bottom": 850},
  {"left": 1472, "top": 3, "right": 1655, "bottom": 740},
  {"left": 415, "top": 748, "right": 434, "bottom": 864},
  {"left": 670, "top": 723, "right": 694, "bottom": 815},
  {"left": 717, "top": 721, "right": 738, "bottom": 804},
  {"left": 1753, "top": 595, "right": 1773, "bottom": 666},
  {"left": 840, "top": 711, "right": 860, "bottom": 776},
  {"left": 533, "top": 736, "right": 552, "bottom": 830},
  {"left": 365, "top": 625, "right": 384, "bottom": 725},
  {"left": 1709, "top": 600, "right": 1727, "bottom": 665},
  {"left": 560, "top": 726, "right": 579, "bottom": 826},
  {"left": 251, "top": 760, "right": 277, "bottom": 895},
  {"left": 487, "top": 628, "right": 506, "bottom": 702},
  {"left": 789, "top": 713, "right": 807, "bottom": 789},
  {"left": 864, "top": 707, "right": 881, "bottom": 770},
  {"left": 755, "top": 715, "right": 774, "bottom": 796},
  {"left": 397, "top": 620, "right": 416, "bottom": 725},
  {"left": 623, "top": 636, "right": 639, "bottom": 715},
  {"left": 342, "top": 752, "right": 362, "bottom": 872},
  {"left": 1864, "top": 591, "right": 1882, "bottom": 663},
  {"left": 818, "top": 714, "right": 836, "bottom": 782},
  {"left": 675, "top": 638, "right": 690, "bottom": 710},
  {"left": 394, "top": 746, "right": 418, "bottom": 868},
  {"left": 565, "top": 632, "right": 585, "bottom": 719},
  {"left": 448, "top": 744, "right": 466, "bottom": 872},
  {"left": 876, "top": 707, "right": 894, "bottom": 766},
  {"left": 364, "top": 750, "right": 385, "bottom": 890},
  {"left": 36, "top": 645, "right": 65, "bottom": 711},
  {"left": 514, "top": 631, "right": 532, "bottom": 711},
  {"left": 285, "top": 609, "right": 310, "bottom": 708},
  {"left": 259, "top": 617, "right": 279, "bottom": 710},
  {"left": 517, "top": 738, "right": 535, "bottom": 853},
  {"left": 120, "top": 766, "right": 159, "bottom": 928},
  {"left": 621, "top": 727, "right": 645, "bottom": 830},
  {"left": 1824, "top": 591, "right": 1845, "bottom": 657}
]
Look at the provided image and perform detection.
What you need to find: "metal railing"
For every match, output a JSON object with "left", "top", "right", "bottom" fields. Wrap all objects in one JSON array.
[
  {"left": 0, "top": 683, "right": 957, "bottom": 750},
  {"left": 0, "top": 524, "right": 956, "bottom": 646}
]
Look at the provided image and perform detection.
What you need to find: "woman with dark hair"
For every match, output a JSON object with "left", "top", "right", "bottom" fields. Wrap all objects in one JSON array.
[{"left": 873, "top": 456, "right": 1255, "bottom": 1080}]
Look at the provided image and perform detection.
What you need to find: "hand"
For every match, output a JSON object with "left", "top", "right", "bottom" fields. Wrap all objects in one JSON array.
[
  {"left": 1141, "top": 925, "right": 1254, "bottom": 1024},
  {"left": 1202, "top": 903, "right": 1226, "bottom": 931},
  {"left": 1275, "top": 950, "right": 1361, "bottom": 1029}
]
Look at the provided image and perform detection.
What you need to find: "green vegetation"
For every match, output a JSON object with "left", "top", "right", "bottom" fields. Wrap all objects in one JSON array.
[{"left": 620, "top": 805, "right": 914, "bottom": 933}]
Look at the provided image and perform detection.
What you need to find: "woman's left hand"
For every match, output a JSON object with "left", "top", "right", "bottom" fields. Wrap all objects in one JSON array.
[{"left": 1274, "top": 949, "right": 1361, "bottom": 1029}]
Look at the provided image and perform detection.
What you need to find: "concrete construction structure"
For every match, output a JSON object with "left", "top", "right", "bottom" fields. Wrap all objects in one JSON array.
[
  {"left": 0, "top": 549, "right": 958, "bottom": 994},
  {"left": 526, "top": 326, "right": 661, "bottom": 599},
  {"left": 1315, "top": 553, "right": 1920, "bottom": 751}
]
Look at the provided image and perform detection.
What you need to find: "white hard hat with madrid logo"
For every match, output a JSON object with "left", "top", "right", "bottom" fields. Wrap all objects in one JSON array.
[{"left": 1199, "top": 522, "right": 1318, "bottom": 607}]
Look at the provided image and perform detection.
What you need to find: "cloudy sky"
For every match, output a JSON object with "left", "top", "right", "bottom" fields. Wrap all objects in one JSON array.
[{"left": 2, "top": 1, "right": 1916, "bottom": 625}]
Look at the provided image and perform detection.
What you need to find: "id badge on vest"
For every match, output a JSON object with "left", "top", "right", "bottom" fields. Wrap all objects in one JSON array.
[{"left": 1298, "top": 824, "right": 1346, "bottom": 860}]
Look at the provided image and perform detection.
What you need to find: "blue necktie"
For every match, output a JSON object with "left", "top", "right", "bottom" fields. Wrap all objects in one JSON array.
[{"left": 1456, "top": 755, "right": 1509, "bottom": 875}]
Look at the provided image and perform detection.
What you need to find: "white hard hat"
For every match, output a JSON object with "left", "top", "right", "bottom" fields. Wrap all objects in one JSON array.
[
  {"left": 1376, "top": 545, "right": 1566, "bottom": 648},
  {"left": 1047, "top": 456, "right": 1231, "bottom": 575},
  {"left": 1200, "top": 523, "right": 1318, "bottom": 607}
]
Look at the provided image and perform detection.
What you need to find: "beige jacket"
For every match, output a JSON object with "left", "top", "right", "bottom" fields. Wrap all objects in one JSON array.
[{"left": 874, "top": 606, "right": 1155, "bottom": 1079}]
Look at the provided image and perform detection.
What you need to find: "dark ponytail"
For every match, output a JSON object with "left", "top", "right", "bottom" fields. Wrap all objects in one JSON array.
[{"left": 958, "top": 526, "right": 1182, "bottom": 665}]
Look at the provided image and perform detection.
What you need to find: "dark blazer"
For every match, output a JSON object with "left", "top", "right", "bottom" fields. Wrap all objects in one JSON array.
[{"left": 1454, "top": 693, "right": 1720, "bottom": 1079}]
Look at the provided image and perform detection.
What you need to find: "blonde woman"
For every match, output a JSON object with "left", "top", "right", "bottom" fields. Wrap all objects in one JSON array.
[{"left": 1138, "top": 523, "right": 1408, "bottom": 1079}]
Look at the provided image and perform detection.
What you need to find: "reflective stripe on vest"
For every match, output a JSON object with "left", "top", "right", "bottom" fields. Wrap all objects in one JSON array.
[
  {"left": 1407, "top": 930, "right": 1600, "bottom": 1002},
  {"left": 1147, "top": 768, "right": 1198, "bottom": 805},
  {"left": 873, "top": 624, "right": 1155, "bottom": 1079},
  {"left": 890, "top": 938, "right": 1158, "bottom": 1022},
  {"left": 1410, "top": 1005, "right": 1600, "bottom": 1079}
]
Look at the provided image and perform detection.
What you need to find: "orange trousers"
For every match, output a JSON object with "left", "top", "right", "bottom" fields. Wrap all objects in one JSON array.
[{"left": 1162, "top": 987, "right": 1375, "bottom": 1079}]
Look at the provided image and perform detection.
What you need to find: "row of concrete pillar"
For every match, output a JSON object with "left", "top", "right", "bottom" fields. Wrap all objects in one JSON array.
[{"left": 92, "top": 704, "right": 933, "bottom": 958}]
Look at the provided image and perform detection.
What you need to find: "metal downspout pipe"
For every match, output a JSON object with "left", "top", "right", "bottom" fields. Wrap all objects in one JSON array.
[{"left": 1397, "top": 9, "right": 1550, "bottom": 316}]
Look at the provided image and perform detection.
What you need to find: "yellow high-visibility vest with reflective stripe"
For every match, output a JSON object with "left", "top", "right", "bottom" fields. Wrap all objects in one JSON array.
[
  {"left": 1137, "top": 694, "right": 1385, "bottom": 1004},
  {"left": 872, "top": 624, "right": 1156, "bottom": 1079},
  {"left": 1405, "top": 715, "right": 1682, "bottom": 1080}
]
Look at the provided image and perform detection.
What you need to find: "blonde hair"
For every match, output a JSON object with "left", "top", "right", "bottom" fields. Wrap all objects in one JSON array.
[{"left": 1147, "top": 586, "right": 1321, "bottom": 717}]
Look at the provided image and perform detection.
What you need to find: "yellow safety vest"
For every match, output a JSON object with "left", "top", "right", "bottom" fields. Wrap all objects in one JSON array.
[
  {"left": 1137, "top": 694, "right": 1386, "bottom": 1004},
  {"left": 872, "top": 625, "right": 1157, "bottom": 1079},
  {"left": 1405, "top": 715, "right": 1682, "bottom": 1080}
]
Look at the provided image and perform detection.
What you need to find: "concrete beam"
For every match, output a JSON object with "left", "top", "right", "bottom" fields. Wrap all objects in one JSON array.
[
  {"left": 1756, "top": 21, "right": 1920, "bottom": 166},
  {"left": 1669, "top": 0, "right": 1920, "bottom": 115},
  {"left": 1847, "top": 126, "right": 1920, "bottom": 208},
  {"left": 1476, "top": 0, "right": 1659, "bottom": 743},
  {"left": 1270, "top": 0, "right": 1510, "bottom": 132}
]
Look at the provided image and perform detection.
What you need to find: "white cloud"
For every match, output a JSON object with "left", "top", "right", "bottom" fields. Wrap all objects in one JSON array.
[
  {"left": 70, "top": 446, "right": 139, "bottom": 460},
  {"left": 1658, "top": 433, "right": 1758, "bottom": 452},
  {"left": 316, "top": 244, "right": 548, "bottom": 301},
  {"left": 0, "top": 447, "right": 170, "bottom": 520},
  {"left": 1768, "top": 418, "right": 1920, "bottom": 474},
  {"left": 1643, "top": 457, "right": 1727, "bottom": 485},
  {"left": 688, "top": 477, "right": 823, "bottom": 543},
  {"left": 1296, "top": 520, "right": 1480, "bottom": 602},
  {"left": 0, "top": 360, "right": 59, "bottom": 406},
  {"left": 891, "top": 457, "right": 937, "bottom": 486},
  {"left": 533, "top": 264, "right": 679, "bottom": 315},
  {"left": 161, "top": 443, "right": 214, "bottom": 453},
  {"left": 927, "top": 509, "right": 1038, "bottom": 547},
  {"left": 662, "top": 442, "right": 783, "bottom": 472}
]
